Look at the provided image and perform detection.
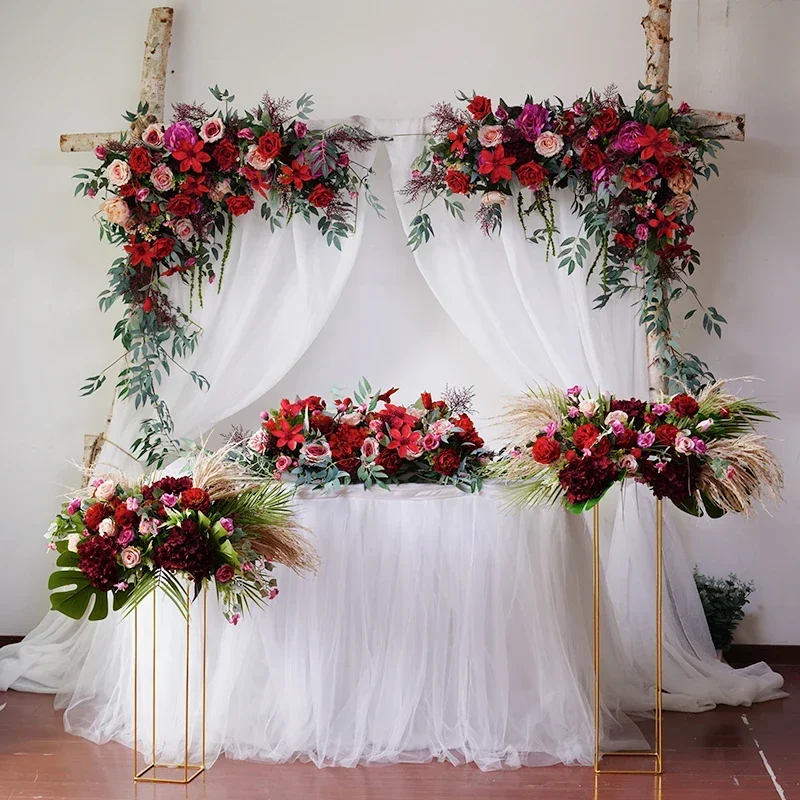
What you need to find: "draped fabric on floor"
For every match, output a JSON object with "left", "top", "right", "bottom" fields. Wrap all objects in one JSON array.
[{"left": 0, "top": 118, "right": 784, "bottom": 770}]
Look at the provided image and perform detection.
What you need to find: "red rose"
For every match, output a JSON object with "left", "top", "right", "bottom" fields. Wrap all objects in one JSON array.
[
  {"left": 532, "top": 436, "right": 561, "bottom": 464},
  {"left": 180, "top": 487, "right": 211, "bottom": 514},
  {"left": 167, "top": 194, "right": 196, "bottom": 217},
  {"left": 516, "top": 161, "right": 548, "bottom": 190},
  {"left": 466, "top": 95, "right": 492, "bottom": 121},
  {"left": 444, "top": 168, "right": 471, "bottom": 195},
  {"left": 644, "top": 413, "right": 657, "bottom": 425},
  {"left": 151, "top": 237, "right": 174, "bottom": 259},
  {"left": 420, "top": 392, "right": 433, "bottom": 410},
  {"left": 432, "top": 448, "right": 462, "bottom": 477},
  {"left": 593, "top": 107, "right": 619, "bottom": 135},
  {"left": 580, "top": 144, "right": 605, "bottom": 171},
  {"left": 654, "top": 424, "right": 680, "bottom": 445},
  {"left": 225, "top": 194, "right": 255, "bottom": 217},
  {"left": 308, "top": 184, "right": 336, "bottom": 208},
  {"left": 557, "top": 110, "right": 577, "bottom": 136},
  {"left": 659, "top": 156, "right": 687, "bottom": 179},
  {"left": 120, "top": 183, "right": 136, "bottom": 198},
  {"left": 670, "top": 393, "right": 700, "bottom": 418},
  {"left": 376, "top": 449, "right": 402, "bottom": 476},
  {"left": 593, "top": 436, "right": 612, "bottom": 457},
  {"left": 452, "top": 414, "right": 484, "bottom": 448},
  {"left": 573, "top": 423, "right": 600, "bottom": 450},
  {"left": 129, "top": 146, "right": 151, "bottom": 174},
  {"left": 615, "top": 428, "right": 638, "bottom": 449},
  {"left": 631, "top": 447, "right": 643, "bottom": 459},
  {"left": 212, "top": 139, "right": 239, "bottom": 172},
  {"left": 84, "top": 502, "right": 112, "bottom": 532},
  {"left": 258, "top": 131, "right": 283, "bottom": 161},
  {"left": 311, "top": 412, "right": 334, "bottom": 435},
  {"left": 564, "top": 449, "right": 578, "bottom": 462},
  {"left": 614, "top": 232, "right": 637, "bottom": 250},
  {"left": 215, "top": 564, "right": 235, "bottom": 583},
  {"left": 114, "top": 505, "right": 138, "bottom": 529}
]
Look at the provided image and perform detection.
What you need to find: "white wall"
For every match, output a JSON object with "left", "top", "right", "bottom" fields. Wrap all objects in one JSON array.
[{"left": 1, "top": 0, "right": 798, "bottom": 642}]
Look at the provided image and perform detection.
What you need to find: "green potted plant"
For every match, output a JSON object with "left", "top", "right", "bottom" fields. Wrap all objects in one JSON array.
[{"left": 693, "top": 568, "right": 754, "bottom": 658}]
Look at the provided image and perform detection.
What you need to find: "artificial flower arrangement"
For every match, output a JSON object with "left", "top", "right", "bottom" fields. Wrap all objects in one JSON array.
[
  {"left": 231, "top": 380, "right": 491, "bottom": 492},
  {"left": 402, "top": 87, "right": 724, "bottom": 392},
  {"left": 490, "top": 382, "right": 782, "bottom": 516},
  {"left": 74, "top": 88, "right": 380, "bottom": 467},
  {"left": 47, "top": 447, "right": 317, "bottom": 624}
]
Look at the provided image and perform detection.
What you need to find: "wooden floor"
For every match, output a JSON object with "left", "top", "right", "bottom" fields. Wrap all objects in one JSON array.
[{"left": 1, "top": 667, "right": 797, "bottom": 800}]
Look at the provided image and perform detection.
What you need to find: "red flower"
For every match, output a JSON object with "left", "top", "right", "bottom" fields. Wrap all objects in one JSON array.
[
  {"left": 142, "top": 296, "right": 153, "bottom": 313},
  {"left": 311, "top": 412, "right": 334, "bottom": 435},
  {"left": 258, "top": 132, "right": 283, "bottom": 161},
  {"left": 172, "top": 140, "right": 211, "bottom": 173},
  {"left": 420, "top": 392, "right": 433, "bottom": 410},
  {"left": 532, "top": 435, "right": 561, "bottom": 464},
  {"left": 517, "top": 161, "right": 548, "bottom": 190},
  {"left": 387, "top": 425, "right": 422, "bottom": 458},
  {"left": 212, "top": 139, "right": 239, "bottom": 172},
  {"left": 180, "top": 487, "right": 211, "bottom": 514},
  {"left": 279, "top": 160, "right": 313, "bottom": 190},
  {"left": 114, "top": 505, "right": 138, "bottom": 529},
  {"left": 84, "top": 502, "right": 112, "bottom": 532},
  {"left": 649, "top": 209, "right": 679, "bottom": 240},
  {"left": 308, "top": 184, "right": 336, "bottom": 208},
  {"left": 124, "top": 240, "right": 155, "bottom": 268},
  {"left": 556, "top": 110, "right": 577, "bottom": 136},
  {"left": 614, "top": 232, "right": 637, "bottom": 250},
  {"left": 151, "top": 237, "right": 174, "bottom": 260},
  {"left": 379, "top": 403, "right": 418, "bottom": 430},
  {"left": 573, "top": 423, "right": 600, "bottom": 450},
  {"left": 670, "top": 393, "right": 700, "bottom": 418},
  {"left": 129, "top": 146, "right": 151, "bottom": 174},
  {"left": 466, "top": 95, "right": 492, "bottom": 121},
  {"left": 654, "top": 424, "right": 680, "bottom": 445},
  {"left": 154, "top": 519, "right": 213, "bottom": 581},
  {"left": 378, "top": 387, "right": 400, "bottom": 403},
  {"left": 615, "top": 428, "right": 638, "bottom": 449},
  {"left": 659, "top": 156, "right": 687, "bottom": 179},
  {"left": 580, "top": 144, "right": 605, "bottom": 171},
  {"left": 77, "top": 535, "right": 120, "bottom": 591},
  {"left": 267, "top": 418, "right": 305, "bottom": 451},
  {"left": 478, "top": 145, "right": 516, "bottom": 183},
  {"left": 120, "top": 183, "right": 136, "bottom": 198},
  {"left": 181, "top": 175, "right": 209, "bottom": 196},
  {"left": 376, "top": 449, "right": 402, "bottom": 477},
  {"left": 622, "top": 166, "right": 654, "bottom": 192},
  {"left": 452, "top": 414, "right": 484, "bottom": 448},
  {"left": 167, "top": 194, "right": 197, "bottom": 217},
  {"left": 225, "top": 194, "right": 255, "bottom": 217},
  {"left": 432, "top": 448, "right": 462, "bottom": 476},
  {"left": 636, "top": 125, "right": 677, "bottom": 162},
  {"left": 593, "top": 107, "right": 619, "bottom": 135},
  {"left": 611, "top": 398, "right": 647, "bottom": 422},
  {"left": 448, "top": 125, "right": 469, "bottom": 156},
  {"left": 445, "top": 168, "right": 471, "bottom": 195},
  {"left": 558, "top": 455, "right": 619, "bottom": 506}
]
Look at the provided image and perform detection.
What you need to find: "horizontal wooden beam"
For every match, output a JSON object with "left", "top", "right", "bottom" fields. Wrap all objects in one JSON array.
[
  {"left": 689, "top": 109, "right": 746, "bottom": 141},
  {"left": 59, "top": 131, "right": 125, "bottom": 153}
]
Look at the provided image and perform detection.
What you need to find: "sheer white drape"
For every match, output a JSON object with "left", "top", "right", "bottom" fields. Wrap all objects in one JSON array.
[{"left": 380, "top": 118, "right": 785, "bottom": 712}]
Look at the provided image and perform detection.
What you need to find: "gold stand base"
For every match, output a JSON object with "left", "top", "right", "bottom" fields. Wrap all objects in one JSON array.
[
  {"left": 134, "top": 763, "right": 205, "bottom": 784},
  {"left": 595, "top": 751, "right": 662, "bottom": 775}
]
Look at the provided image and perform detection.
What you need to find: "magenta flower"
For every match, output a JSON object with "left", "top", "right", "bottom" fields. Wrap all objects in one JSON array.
[
  {"left": 635, "top": 223, "right": 650, "bottom": 241},
  {"left": 161, "top": 493, "right": 178, "bottom": 508},
  {"left": 566, "top": 385, "right": 583, "bottom": 398},
  {"left": 615, "top": 121, "right": 645, "bottom": 155},
  {"left": 494, "top": 105, "right": 509, "bottom": 121},
  {"left": 544, "top": 421, "right": 559, "bottom": 438},
  {"left": 692, "top": 437, "right": 708, "bottom": 454},
  {"left": 67, "top": 498, "right": 82, "bottom": 515},
  {"left": 94, "top": 145, "right": 107, "bottom": 160},
  {"left": 113, "top": 581, "right": 129, "bottom": 592},
  {"left": 294, "top": 121, "right": 308, "bottom": 138},
  {"left": 117, "top": 527, "right": 134, "bottom": 548},
  {"left": 568, "top": 407, "right": 580, "bottom": 419},
  {"left": 609, "top": 420, "right": 625, "bottom": 436},
  {"left": 237, "top": 128, "right": 255, "bottom": 140},
  {"left": 515, "top": 103, "right": 549, "bottom": 142},
  {"left": 126, "top": 497, "right": 139, "bottom": 512},
  {"left": 220, "top": 517, "right": 234, "bottom": 533},
  {"left": 163, "top": 120, "right": 198, "bottom": 153},
  {"left": 637, "top": 431, "right": 656, "bottom": 448},
  {"left": 652, "top": 403, "right": 671, "bottom": 416}
]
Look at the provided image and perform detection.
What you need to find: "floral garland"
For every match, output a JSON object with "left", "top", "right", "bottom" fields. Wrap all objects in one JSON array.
[
  {"left": 74, "top": 88, "right": 380, "bottom": 466},
  {"left": 490, "top": 382, "right": 782, "bottom": 516},
  {"left": 402, "top": 87, "right": 725, "bottom": 393},
  {"left": 230, "top": 380, "right": 491, "bottom": 492},
  {"left": 47, "top": 446, "right": 317, "bottom": 624}
]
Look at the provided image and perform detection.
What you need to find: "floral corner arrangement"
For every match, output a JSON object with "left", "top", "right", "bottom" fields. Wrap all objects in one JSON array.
[
  {"left": 230, "top": 380, "right": 491, "bottom": 492},
  {"left": 490, "top": 381, "right": 782, "bottom": 516},
  {"left": 46, "top": 447, "right": 317, "bottom": 624},
  {"left": 74, "top": 87, "right": 381, "bottom": 467},
  {"left": 402, "top": 86, "right": 724, "bottom": 391}
]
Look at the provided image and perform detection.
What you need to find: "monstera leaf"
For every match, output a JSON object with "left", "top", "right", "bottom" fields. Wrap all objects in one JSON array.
[{"left": 47, "top": 541, "right": 115, "bottom": 621}]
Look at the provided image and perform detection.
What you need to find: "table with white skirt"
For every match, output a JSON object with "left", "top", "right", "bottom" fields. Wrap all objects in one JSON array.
[{"left": 0, "top": 483, "right": 785, "bottom": 771}]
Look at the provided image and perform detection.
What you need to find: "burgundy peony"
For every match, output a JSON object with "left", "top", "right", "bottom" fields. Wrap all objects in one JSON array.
[
  {"left": 640, "top": 456, "right": 697, "bottom": 504},
  {"left": 376, "top": 449, "right": 402, "bottom": 477},
  {"left": 532, "top": 435, "right": 561, "bottom": 464},
  {"left": 670, "top": 394, "right": 700, "bottom": 418},
  {"left": 180, "top": 488, "right": 211, "bottom": 514},
  {"left": 311, "top": 412, "right": 334, "bottom": 435},
  {"left": 592, "top": 436, "right": 612, "bottom": 457},
  {"left": 610, "top": 398, "right": 648, "bottom": 423},
  {"left": 154, "top": 518, "right": 214, "bottom": 580},
  {"left": 558, "top": 455, "right": 620, "bottom": 506},
  {"left": 614, "top": 428, "right": 638, "bottom": 449},
  {"left": 432, "top": 448, "right": 462, "bottom": 477},
  {"left": 77, "top": 535, "right": 120, "bottom": 590}
]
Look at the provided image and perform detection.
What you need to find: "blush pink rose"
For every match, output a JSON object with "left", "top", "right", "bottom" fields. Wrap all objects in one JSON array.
[
  {"left": 142, "top": 124, "right": 164, "bottom": 148},
  {"left": 173, "top": 218, "right": 195, "bottom": 242},
  {"left": 360, "top": 438, "right": 380, "bottom": 459},
  {"left": 150, "top": 164, "right": 174, "bottom": 192},
  {"left": 275, "top": 455, "right": 293, "bottom": 472},
  {"left": 215, "top": 564, "right": 235, "bottom": 583},
  {"left": 534, "top": 131, "right": 564, "bottom": 158},
  {"left": 101, "top": 197, "right": 130, "bottom": 226},
  {"left": 106, "top": 159, "right": 131, "bottom": 186},
  {"left": 245, "top": 145, "right": 274, "bottom": 171},
  {"left": 120, "top": 547, "right": 141, "bottom": 567},
  {"left": 422, "top": 433, "right": 440, "bottom": 451},
  {"left": 200, "top": 117, "right": 225, "bottom": 143},
  {"left": 477, "top": 125, "right": 504, "bottom": 148},
  {"left": 301, "top": 441, "right": 331, "bottom": 464}
]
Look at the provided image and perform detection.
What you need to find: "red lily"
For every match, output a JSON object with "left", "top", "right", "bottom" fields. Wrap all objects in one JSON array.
[
  {"left": 477, "top": 145, "right": 515, "bottom": 184},
  {"left": 649, "top": 209, "right": 680, "bottom": 239},
  {"left": 622, "top": 166, "right": 654, "bottom": 192},
  {"left": 173, "top": 140, "right": 211, "bottom": 173},
  {"left": 124, "top": 239, "right": 155, "bottom": 268},
  {"left": 448, "top": 125, "right": 468, "bottom": 156},
  {"left": 387, "top": 425, "right": 422, "bottom": 459},
  {"left": 635, "top": 125, "right": 677, "bottom": 162},
  {"left": 278, "top": 160, "right": 313, "bottom": 190},
  {"left": 242, "top": 166, "right": 271, "bottom": 198},
  {"left": 181, "top": 175, "right": 209, "bottom": 195},
  {"left": 267, "top": 418, "right": 305, "bottom": 451}
]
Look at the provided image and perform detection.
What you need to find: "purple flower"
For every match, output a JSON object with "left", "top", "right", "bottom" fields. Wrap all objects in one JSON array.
[
  {"left": 544, "top": 421, "right": 558, "bottom": 438},
  {"left": 652, "top": 403, "right": 671, "bottom": 416},
  {"left": 515, "top": 103, "right": 549, "bottom": 142},
  {"left": 117, "top": 527, "right": 134, "bottom": 548},
  {"left": 294, "top": 121, "right": 308, "bottom": 138},
  {"left": 609, "top": 420, "right": 625, "bottom": 436},
  {"left": 568, "top": 407, "right": 580, "bottom": 419},
  {"left": 635, "top": 223, "right": 650, "bottom": 241},
  {"left": 615, "top": 121, "right": 645, "bottom": 155},
  {"left": 566, "top": 385, "right": 583, "bottom": 398},
  {"left": 494, "top": 105, "right": 509, "bottom": 121},
  {"left": 163, "top": 121, "right": 198, "bottom": 153},
  {"left": 220, "top": 517, "right": 234, "bottom": 534},
  {"left": 592, "top": 165, "right": 610, "bottom": 187},
  {"left": 126, "top": 497, "right": 139, "bottom": 511},
  {"left": 161, "top": 493, "right": 178, "bottom": 508},
  {"left": 67, "top": 498, "right": 82, "bottom": 515},
  {"left": 692, "top": 437, "right": 708, "bottom": 454},
  {"left": 637, "top": 431, "right": 656, "bottom": 448}
]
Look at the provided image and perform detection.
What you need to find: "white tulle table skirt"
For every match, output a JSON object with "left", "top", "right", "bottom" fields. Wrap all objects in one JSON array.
[{"left": 1, "top": 483, "right": 785, "bottom": 770}]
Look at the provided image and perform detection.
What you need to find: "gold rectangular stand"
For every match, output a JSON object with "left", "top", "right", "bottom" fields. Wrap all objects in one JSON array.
[
  {"left": 593, "top": 498, "right": 663, "bottom": 775},
  {"left": 133, "top": 582, "right": 207, "bottom": 784}
]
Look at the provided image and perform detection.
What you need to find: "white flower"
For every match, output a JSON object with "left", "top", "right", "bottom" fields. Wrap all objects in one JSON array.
[
  {"left": 106, "top": 159, "right": 131, "bottom": 186},
  {"left": 696, "top": 419, "right": 713, "bottom": 432},
  {"left": 67, "top": 533, "right": 83, "bottom": 553},
  {"left": 406, "top": 407, "right": 426, "bottom": 420},
  {"left": 481, "top": 191, "right": 506, "bottom": 207},
  {"left": 604, "top": 410, "right": 629, "bottom": 426},
  {"left": 579, "top": 399, "right": 599, "bottom": 418},
  {"left": 94, "top": 480, "right": 117, "bottom": 501},
  {"left": 340, "top": 411, "right": 364, "bottom": 426},
  {"left": 674, "top": 434, "right": 696, "bottom": 455},
  {"left": 534, "top": 131, "right": 564, "bottom": 158},
  {"left": 98, "top": 517, "right": 116, "bottom": 537}
]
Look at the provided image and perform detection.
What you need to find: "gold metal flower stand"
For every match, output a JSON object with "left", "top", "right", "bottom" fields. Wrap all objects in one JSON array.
[
  {"left": 133, "top": 582, "right": 207, "bottom": 784},
  {"left": 593, "top": 498, "right": 663, "bottom": 775}
]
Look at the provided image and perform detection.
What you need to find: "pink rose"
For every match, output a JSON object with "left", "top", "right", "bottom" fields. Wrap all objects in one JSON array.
[
  {"left": 117, "top": 527, "right": 134, "bottom": 548},
  {"left": 67, "top": 497, "right": 82, "bottom": 515},
  {"left": 200, "top": 117, "right": 225, "bottom": 143},
  {"left": 106, "top": 159, "right": 131, "bottom": 187},
  {"left": 637, "top": 431, "right": 656, "bottom": 448},
  {"left": 422, "top": 433, "right": 440, "bottom": 451},
  {"left": 173, "top": 218, "right": 195, "bottom": 242},
  {"left": 150, "top": 164, "right": 174, "bottom": 192},
  {"left": 429, "top": 419, "right": 454, "bottom": 437},
  {"left": 142, "top": 124, "right": 164, "bottom": 148},
  {"left": 135, "top": 187, "right": 149, "bottom": 202},
  {"left": 477, "top": 125, "right": 504, "bottom": 148},
  {"left": 126, "top": 497, "right": 140, "bottom": 511},
  {"left": 248, "top": 430, "right": 271, "bottom": 454},
  {"left": 237, "top": 128, "right": 254, "bottom": 140},
  {"left": 219, "top": 517, "right": 234, "bottom": 533},
  {"left": 535, "top": 131, "right": 564, "bottom": 158},
  {"left": 98, "top": 517, "right": 116, "bottom": 537},
  {"left": 215, "top": 564, "right": 235, "bottom": 583},
  {"left": 161, "top": 493, "right": 178, "bottom": 508},
  {"left": 120, "top": 547, "right": 141, "bottom": 567},
  {"left": 361, "top": 438, "right": 380, "bottom": 459},
  {"left": 275, "top": 455, "right": 293, "bottom": 472},
  {"left": 572, "top": 135, "right": 589, "bottom": 155},
  {"left": 674, "top": 434, "right": 695, "bottom": 455},
  {"left": 94, "top": 145, "right": 107, "bottom": 160},
  {"left": 294, "top": 121, "right": 308, "bottom": 138},
  {"left": 605, "top": 410, "right": 629, "bottom": 425},
  {"left": 95, "top": 480, "right": 117, "bottom": 501},
  {"left": 620, "top": 454, "right": 638, "bottom": 474},
  {"left": 635, "top": 224, "right": 650, "bottom": 241},
  {"left": 301, "top": 441, "right": 331, "bottom": 464},
  {"left": 245, "top": 145, "right": 274, "bottom": 171},
  {"left": 340, "top": 411, "right": 364, "bottom": 426}
]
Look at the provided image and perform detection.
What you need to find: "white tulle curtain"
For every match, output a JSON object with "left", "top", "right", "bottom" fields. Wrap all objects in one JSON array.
[{"left": 379, "top": 118, "right": 784, "bottom": 711}]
